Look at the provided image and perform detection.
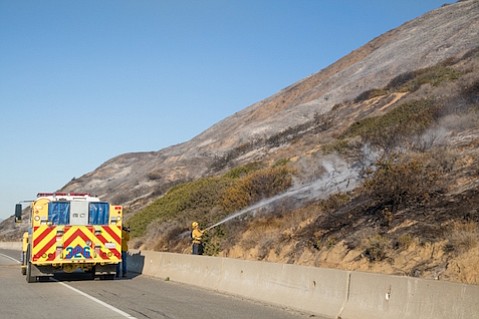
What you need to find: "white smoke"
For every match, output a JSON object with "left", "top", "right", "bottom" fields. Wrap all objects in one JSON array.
[{"left": 207, "top": 146, "right": 379, "bottom": 230}]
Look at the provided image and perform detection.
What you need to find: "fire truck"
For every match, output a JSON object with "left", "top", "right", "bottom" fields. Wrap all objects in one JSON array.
[{"left": 15, "top": 192, "right": 124, "bottom": 283}]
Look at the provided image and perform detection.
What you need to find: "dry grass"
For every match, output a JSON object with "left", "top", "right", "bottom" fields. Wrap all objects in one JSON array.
[
  {"left": 445, "top": 220, "right": 479, "bottom": 255},
  {"left": 362, "top": 234, "right": 390, "bottom": 262},
  {"left": 395, "top": 233, "right": 415, "bottom": 250}
]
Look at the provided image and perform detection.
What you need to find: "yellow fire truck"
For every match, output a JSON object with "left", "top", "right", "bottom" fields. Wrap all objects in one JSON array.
[{"left": 15, "top": 192, "right": 124, "bottom": 283}]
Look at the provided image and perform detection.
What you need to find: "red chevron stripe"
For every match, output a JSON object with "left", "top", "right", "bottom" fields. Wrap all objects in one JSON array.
[
  {"left": 105, "top": 248, "right": 121, "bottom": 259},
  {"left": 102, "top": 226, "right": 121, "bottom": 244},
  {"left": 63, "top": 228, "right": 92, "bottom": 247},
  {"left": 98, "top": 247, "right": 120, "bottom": 260},
  {"left": 96, "top": 234, "right": 121, "bottom": 260},
  {"left": 96, "top": 233, "right": 107, "bottom": 245},
  {"left": 33, "top": 236, "right": 56, "bottom": 261},
  {"left": 33, "top": 226, "right": 54, "bottom": 247}
]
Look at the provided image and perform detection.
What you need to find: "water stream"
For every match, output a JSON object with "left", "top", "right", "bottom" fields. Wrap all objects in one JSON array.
[{"left": 206, "top": 155, "right": 370, "bottom": 230}]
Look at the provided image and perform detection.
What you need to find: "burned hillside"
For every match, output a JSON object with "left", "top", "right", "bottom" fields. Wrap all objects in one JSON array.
[
  {"left": 126, "top": 47, "right": 479, "bottom": 284},
  {"left": 2, "top": 0, "right": 479, "bottom": 284}
]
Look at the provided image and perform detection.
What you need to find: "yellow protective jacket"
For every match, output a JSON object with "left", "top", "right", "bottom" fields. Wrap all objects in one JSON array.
[
  {"left": 121, "top": 229, "right": 130, "bottom": 252},
  {"left": 192, "top": 228, "right": 203, "bottom": 244}
]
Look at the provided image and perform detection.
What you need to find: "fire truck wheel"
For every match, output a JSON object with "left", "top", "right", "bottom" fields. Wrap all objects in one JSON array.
[
  {"left": 86, "top": 266, "right": 96, "bottom": 280},
  {"left": 21, "top": 251, "right": 26, "bottom": 275},
  {"left": 25, "top": 249, "right": 36, "bottom": 283}
]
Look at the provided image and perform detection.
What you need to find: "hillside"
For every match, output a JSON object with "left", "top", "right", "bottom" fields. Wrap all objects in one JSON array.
[
  {"left": 58, "top": 0, "right": 478, "bottom": 207},
  {"left": 2, "top": 0, "right": 479, "bottom": 284}
]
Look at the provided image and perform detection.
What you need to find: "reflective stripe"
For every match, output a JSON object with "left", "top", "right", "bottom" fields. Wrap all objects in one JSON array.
[{"left": 31, "top": 225, "right": 121, "bottom": 263}]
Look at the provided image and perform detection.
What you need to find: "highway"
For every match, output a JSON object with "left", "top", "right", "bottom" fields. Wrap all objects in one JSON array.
[{"left": 0, "top": 249, "right": 319, "bottom": 319}]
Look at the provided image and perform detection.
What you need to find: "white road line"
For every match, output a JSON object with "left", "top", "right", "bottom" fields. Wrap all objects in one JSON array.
[
  {"left": 55, "top": 280, "right": 138, "bottom": 319},
  {"left": 0, "top": 252, "right": 136, "bottom": 318},
  {"left": 0, "top": 252, "right": 21, "bottom": 264}
]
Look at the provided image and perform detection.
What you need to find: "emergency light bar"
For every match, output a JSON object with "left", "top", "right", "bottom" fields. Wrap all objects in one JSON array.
[{"left": 37, "top": 192, "right": 93, "bottom": 197}]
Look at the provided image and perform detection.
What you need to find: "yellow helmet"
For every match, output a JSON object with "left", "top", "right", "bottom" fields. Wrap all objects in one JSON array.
[{"left": 192, "top": 221, "right": 198, "bottom": 228}]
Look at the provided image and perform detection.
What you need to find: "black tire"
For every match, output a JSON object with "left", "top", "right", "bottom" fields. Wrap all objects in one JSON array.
[
  {"left": 25, "top": 248, "right": 36, "bottom": 283},
  {"left": 21, "top": 252, "right": 26, "bottom": 276},
  {"left": 87, "top": 266, "right": 96, "bottom": 280}
]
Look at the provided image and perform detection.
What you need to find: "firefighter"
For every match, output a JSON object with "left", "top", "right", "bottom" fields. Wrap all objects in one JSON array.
[
  {"left": 191, "top": 221, "right": 205, "bottom": 255},
  {"left": 116, "top": 226, "right": 130, "bottom": 278}
]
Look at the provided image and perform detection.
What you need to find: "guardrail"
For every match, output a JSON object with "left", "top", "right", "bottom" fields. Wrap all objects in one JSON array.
[{"left": 2, "top": 242, "right": 477, "bottom": 318}]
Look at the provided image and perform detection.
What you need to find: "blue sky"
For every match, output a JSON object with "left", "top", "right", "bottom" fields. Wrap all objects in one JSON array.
[{"left": 0, "top": 0, "right": 449, "bottom": 220}]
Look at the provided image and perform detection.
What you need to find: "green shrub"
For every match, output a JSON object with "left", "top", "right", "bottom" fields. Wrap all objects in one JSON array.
[
  {"left": 221, "top": 166, "right": 292, "bottom": 213},
  {"left": 127, "top": 176, "right": 229, "bottom": 237},
  {"left": 351, "top": 63, "right": 463, "bottom": 106},
  {"left": 387, "top": 65, "right": 461, "bottom": 92},
  {"left": 223, "top": 162, "right": 263, "bottom": 179},
  {"left": 354, "top": 88, "right": 388, "bottom": 103},
  {"left": 273, "top": 158, "right": 290, "bottom": 167},
  {"left": 363, "top": 150, "right": 453, "bottom": 210},
  {"left": 128, "top": 163, "right": 293, "bottom": 241},
  {"left": 342, "top": 99, "right": 440, "bottom": 150}
]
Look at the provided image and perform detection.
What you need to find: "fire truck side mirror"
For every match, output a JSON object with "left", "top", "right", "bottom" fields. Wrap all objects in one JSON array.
[{"left": 15, "top": 204, "right": 22, "bottom": 223}]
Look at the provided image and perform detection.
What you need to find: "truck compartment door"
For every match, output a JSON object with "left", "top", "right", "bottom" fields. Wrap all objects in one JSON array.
[{"left": 70, "top": 201, "right": 89, "bottom": 225}]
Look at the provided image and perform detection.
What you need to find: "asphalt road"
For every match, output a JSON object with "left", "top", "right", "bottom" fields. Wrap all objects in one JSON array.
[{"left": 0, "top": 249, "right": 321, "bottom": 319}]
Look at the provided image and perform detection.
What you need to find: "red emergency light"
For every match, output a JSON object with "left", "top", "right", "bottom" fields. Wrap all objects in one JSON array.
[{"left": 37, "top": 192, "right": 93, "bottom": 197}]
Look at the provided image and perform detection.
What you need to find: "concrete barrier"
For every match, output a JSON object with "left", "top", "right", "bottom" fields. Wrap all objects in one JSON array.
[
  {"left": 0, "top": 241, "right": 22, "bottom": 250},
  {"left": 219, "top": 258, "right": 349, "bottom": 318},
  {"left": 128, "top": 249, "right": 479, "bottom": 319},
  {"left": 3, "top": 243, "right": 479, "bottom": 318},
  {"left": 339, "top": 271, "right": 479, "bottom": 319}
]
